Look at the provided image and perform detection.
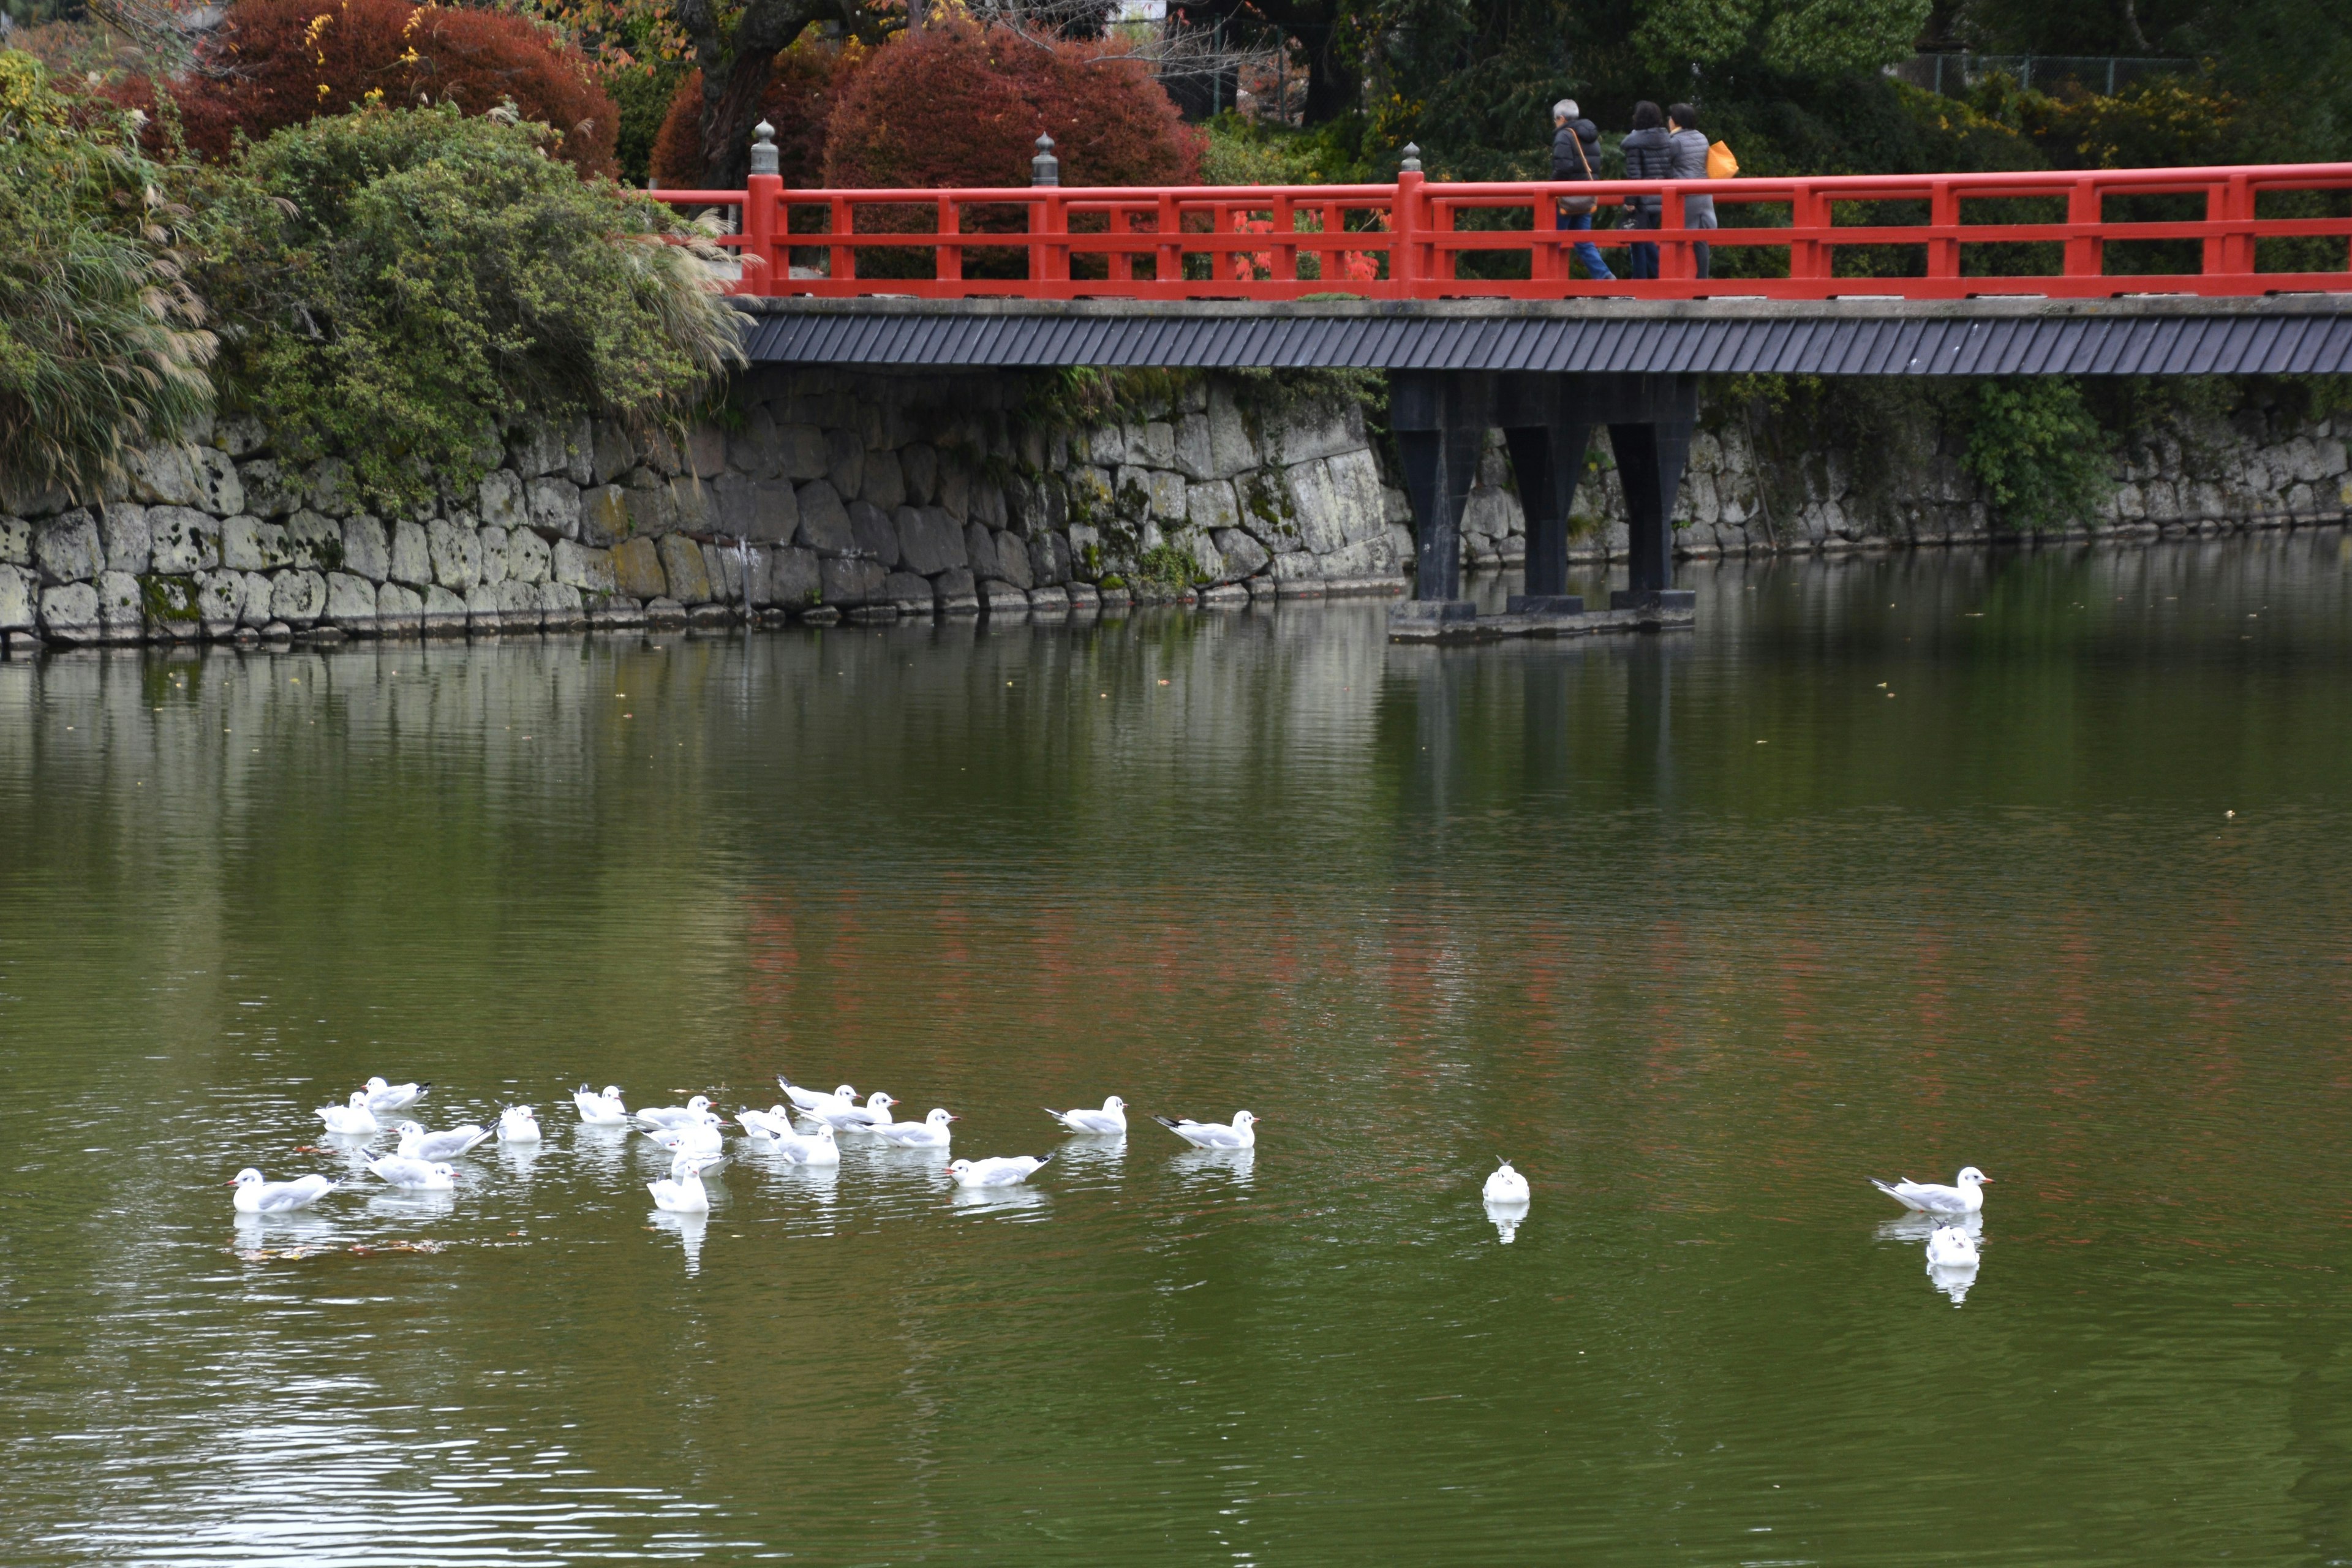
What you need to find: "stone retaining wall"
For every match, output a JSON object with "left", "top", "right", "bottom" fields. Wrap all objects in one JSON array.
[{"left": 0, "top": 369, "right": 1411, "bottom": 650}]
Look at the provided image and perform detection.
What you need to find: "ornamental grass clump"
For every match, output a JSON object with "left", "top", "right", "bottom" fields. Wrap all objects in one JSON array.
[
  {"left": 0, "top": 50, "right": 216, "bottom": 504},
  {"left": 198, "top": 105, "right": 743, "bottom": 514}
]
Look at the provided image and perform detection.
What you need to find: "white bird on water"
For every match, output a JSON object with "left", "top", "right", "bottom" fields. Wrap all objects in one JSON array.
[
  {"left": 646, "top": 1118, "right": 726, "bottom": 1159},
  {"left": 1925, "top": 1224, "right": 1979, "bottom": 1267},
  {"left": 363, "top": 1076, "right": 429, "bottom": 1115},
  {"left": 1045, "top": 1096, "right": 1128, "bottom": 1136},
  {"left": 315, "top": 1091, "right": 379, "bottom": 1137},
  {"left": 649, "top": 1155, "right": 715, "bottom": 1213},
  {"left": 368, "top": 1155, "right": 456, "bottom": 1191},
  {"left": 636, "top": 1095, "right": 715, "bottom": 1132},
  {"left": 797, "top": 1091, "right": 897, "bottom": 1131},
  {"left": 875, "top": 1108, "right": 957, "bottom": 1149},
  {"left": 745, "top": 1115, "right": 839, "bottom": 1166},
  {"left": 1483, "top": 1161, "right": 1531, "bottom": 1205},
  {"left": 948, "top": 1155, "right": 1052, "bottom": 1188},
  {"left": 497, "top": 1106, "right": 541, "bottom": 1143},
  {"left": 1153, "top": 1110, "right": 1256, "bottom": 1150},
  {"left": 737, "top": 1106, "right": 797, "bottom": 1140},
  {"left": 396, "top": 1120, "right": 491, "bottom": 1162},
  {"left": 778, "top": 1077, "right": 858, "bottom": 1114},
  {"left": 1872, "top": 1166, "right": 1992, "bottom": 1215},
  {"left": 232, "top": 1168, "right": 340, "bottom": 1214},
  {"left": 573, "top": 1084, "right": 630, "bottom": 1125}
]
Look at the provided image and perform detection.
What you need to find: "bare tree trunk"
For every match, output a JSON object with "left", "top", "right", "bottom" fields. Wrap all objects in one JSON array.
[{"left": 677, "top": 0, "right": 848, "bottom": 187}]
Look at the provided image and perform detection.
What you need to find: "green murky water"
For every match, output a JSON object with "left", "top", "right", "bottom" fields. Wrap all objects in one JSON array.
[{"left": 5, "top": 535, "right": 2352, "bottom": 1565}]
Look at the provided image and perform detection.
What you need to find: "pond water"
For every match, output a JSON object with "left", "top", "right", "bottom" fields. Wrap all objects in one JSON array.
[{"left": 6, "top": 534, "right": 2352, "bottom": 1566}]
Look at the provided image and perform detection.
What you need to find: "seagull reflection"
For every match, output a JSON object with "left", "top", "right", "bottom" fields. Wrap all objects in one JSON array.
[
  {"left": 368, "top": 1186, "right": 458, "bottom": 1221},
  {"left": 951, "top": 1183, "right": 1050, "bottom": 1217},
  {"left": 496, "top": 1139, "right": 546, "bottom": 1179},
  {"left": 1928, "top": 1258, "right": 1980, "bottom": 1305},
  {"left": 569, "top": 1123, "right": 633, "bottom": 1176},
  {"left": 233, "top": 1206, "right": 337, "bottom": 1239},
  {"left": 1485, "top": 1198, "right": 1528, "bottom": 1245},
  {"left": 1876, "top": 1210, "right": 1982, "bottom": 1245},
  {"left": 1050, "top": 1136, "right": 1128, "bottom": 1182},
  {"left": 748, "top": 1149, "right": 840, "bottom": 1212},
  {"left": 650, "top": 1210, "right": 709, "bottom": 1273},
  {"left": 1171, "top": 1146, "right": 1254, "bottom": 1186}
]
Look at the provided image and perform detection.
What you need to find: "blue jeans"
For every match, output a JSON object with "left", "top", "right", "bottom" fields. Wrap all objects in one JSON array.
[
  {"left": 1625, "top": 210, "right": 1659, "bottom": 279},
  {"left": 1551, "top": 206, "right": 1615, "bottom": 281}
]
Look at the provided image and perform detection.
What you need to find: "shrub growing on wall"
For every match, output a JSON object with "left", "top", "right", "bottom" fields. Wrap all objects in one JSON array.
[
  {"left": 1963, "top": 377, "right": 2115, "bottom": 530},
  {"left": 649, "top": 42, "right": 846, "bottom": 189},
  {"left": 117, "top": 0, "right": 619, "bottom": 178},
  {"left": 195, "top": 107, "right": 739, "bottom": 513},
  {"left": 0, "top": 51, "right": 215, "bottom": 504}
]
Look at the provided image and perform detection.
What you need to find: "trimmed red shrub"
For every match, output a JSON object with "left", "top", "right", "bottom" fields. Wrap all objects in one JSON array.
[
  {"left": 119, "top": 0, "right": 617, "bottom": 177},
  {"left": 649, "top": 42, "right": 845, "bottom": 189},
  {"left": 822, "top": 20, "right": 1199, "bottom": 190}
]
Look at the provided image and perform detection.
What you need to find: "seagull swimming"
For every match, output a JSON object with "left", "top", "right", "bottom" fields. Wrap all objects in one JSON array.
[
  {"left": 315, "top": 1091, "right": 380, "bottom": 1137},
  {"left": 750, "top": 1117, "right": 839, "bottom": 1166},
  {"left": 778, "top": 1077, "right": 858, "bottom": 1114},
  {"left": 497, "top": 1106, "right": 541, "bottom": 1143},
  {"left": 232, "top": 1168, "right": 340, "bottom": 1214},
  {"left": 648, "top": 1155, "right": 715, "bottom": 1213},
  {"left": 1872, "top": 1166, "right": 1992, "bottom": 1215},
  {"left": 1045, "top": 1096, "right": 1128, "bottom": 1136},
  {"left": 797, "top": 1091, "right": 897, "bottom": 1131},
  {"left": 737, "top": 1106, "right": 798, "bottom": 1140},
  {"left": 948, "top": 1155, "right": 1052, "bottom": 1188},
  {"left": 573, "top": 1084, "right": 629, "bottom": 1125},
  {"left": 1152, "top": 1110, "right": 1256, "bottom": 1150},
  {"left": 395, "top": 1120, "right": 491, "bottom": 1162},
  {"left": 645, "top": 1118, "right": 726, "bottom": 1159},
  {"left": 1925, "top": 1224, "right": 1980, "bottom": 1267},
  {"left": 636, "top": 1095, "right": 715, "bottom": 1132},
  {"left": 363, "top": 1076, "right": 429, "bottom": 1114},
  {"left": 367, "top": 1155, "right": 457, "bottom": 1191},
  {"left": 874, "top": 1108, "right": 957, "bottom": 1148},
  {"left": 1483, "top": 1161, "right": 1531, "bottom": 1205}
]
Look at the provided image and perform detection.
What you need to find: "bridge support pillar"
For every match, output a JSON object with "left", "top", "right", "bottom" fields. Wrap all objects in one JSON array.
[
  {"left": 1497, "top": 373, "right": 1591, "bottom": 613},
  {"left": 1599, "top": 375, "right": 1698, "bottom": 612},
  {"left": 1390, "top": 369, "right": 1492, "bottom": 615}
]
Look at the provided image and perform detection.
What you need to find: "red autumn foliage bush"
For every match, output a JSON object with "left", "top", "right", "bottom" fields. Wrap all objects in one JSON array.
[
  {"left": 118, "top": 0, "right": 616, "bottom": 177},
  {"left": 821, "top": 20, "right": 1199, "bottom": 190},
  {"left": 649, "top": 42, "right": 845, "bottom": 189}
]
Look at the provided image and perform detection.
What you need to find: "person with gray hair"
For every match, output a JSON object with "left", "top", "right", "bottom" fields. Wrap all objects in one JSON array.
[{"left": 1550, "top": 99, "right": 1614, "bottom": 282}]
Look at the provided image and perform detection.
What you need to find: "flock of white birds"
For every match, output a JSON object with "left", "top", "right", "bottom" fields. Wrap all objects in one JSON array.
[{"left": 233, "top": 1071, "right": 1994, "bottom": 1295}]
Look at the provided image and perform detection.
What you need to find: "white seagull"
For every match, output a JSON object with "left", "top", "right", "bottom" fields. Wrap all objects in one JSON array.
[
  {"left": 396, "top": 1120, "right": 492, "bottom": 1162},
  {"left": 636, "top": 1095, "right": 715, "bottom": 1132},
  {"left": 232, "top": 1168, "right": 340, "bottom": 1214},
  {"left": 1872, "top": 1166, "right": 1992, "bottom": 1215},
  {"left": 316, "top": 1091, "right": 380, "bottom": 1137},
  {"left": 758, "top": 1118, "right": 839, "bottom": 1166},
  {"left": 1045, "top": 1096, "right": 1128, "bottom": 1136},
  {"left": 875, "top": 1108, "right": 957, "bottom": 1148},
  {"left": 948, "top": 1155, "right": 1052, "bottom": 1188},
  {"left": 649, "top": 1155, "right": 715, "bottom": 1213},
  {"left": 1483, "top": 1161, "right": 1531, "bottom": 1205},
  {"left": 645, "top": 1118, "right": 726, "bottom": 1159},
  {"left": 498, "top": 1106, "right": 541, "bottom": 1143},
  {"left": 368, "top": 1155, "right": 457, "bottom": 1191},
  {"left": 573, "top": 1084, "right": 630, "bottom": 1125},
  {"left": 363, "top": 1076, "right": 429, "bottom": 1114},
  {"left": 1925, "top": 1224, "right": 1980, "bottom": 1267},
  {"left": 797, "top": 1090, "right": 897, "bottom": 1131},
  {"left": 737, "top": 1105, "right": 799, "bottom": 1140},
  {"left": 778, "top": 1077, "right": 858, "bottom": 1114},
  {"left": 1152, "top": 1110, "right": 1256, "bottom": 1150}
]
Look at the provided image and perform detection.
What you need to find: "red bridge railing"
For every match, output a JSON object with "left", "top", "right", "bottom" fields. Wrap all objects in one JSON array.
[{"left": 652, "top": 162, "right": 2352, "bottom": 303}]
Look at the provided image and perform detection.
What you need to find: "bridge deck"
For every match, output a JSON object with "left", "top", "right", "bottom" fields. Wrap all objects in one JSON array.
[{"left": 735, "top": 295, "right": 2352, "bottom": 375}]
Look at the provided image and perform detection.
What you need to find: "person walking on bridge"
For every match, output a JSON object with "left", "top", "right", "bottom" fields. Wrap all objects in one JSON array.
[
  {"left": 1550, "top": 100, "right": 1615, "bottom": 282},
  {"left": 1667, "top": 102, "right": 1717, "bottom": 279},
  {"left": 1619, "top": 100, "right": 1672, "bottom": 281}
]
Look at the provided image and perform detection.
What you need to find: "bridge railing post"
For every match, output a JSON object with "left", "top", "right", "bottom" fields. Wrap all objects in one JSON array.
[
  {"left": 744, "top": 121, "right": 782, "bottom": 297},
  {"left": 1659, "top": 187, "right": 1691, "bottom": 281},
  {"left": 1393, "top": 145, "right": 1424, "bottom": 298},
  {"left": 1790, "top": 181, "right": 1829, "bottom": 284},
  {"left": 1928, "top": 179, "right": 1961, "bottom": 282},
  {"left": 2066, "top": 177, "right": 2103, "bottom": 282}
]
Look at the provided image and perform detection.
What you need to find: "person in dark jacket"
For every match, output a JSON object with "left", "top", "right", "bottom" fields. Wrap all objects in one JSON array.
[
  {"left": 1550, "top": 99, "right": 1615, "bottom": 282},
  {"left": 1667, "top": 102, "right": 1716, "bottom": 279},
  {"left": 1619, "top": 100, "right": 1671, "bottom": 281}
]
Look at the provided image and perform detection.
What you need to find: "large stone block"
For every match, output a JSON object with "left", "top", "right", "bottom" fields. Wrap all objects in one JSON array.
[
  {"left": 236, "top": 572, "right": 272, "bottom": 625},
  {"left": 341, "top": 515, "right": 390, "bottom": 581},
  {"left": 34, "top": 511, "right": 102, "bottom": 584},
  {"left": 591, "top": 420, "right": 635, "bottom": 484},
  {"left": 727, "top": 406, "right": 780, "bottom": 479},
  {"left": 820, "top": 556, "right": 886, "bottom": 606},
  {"left": 993, "top": 529, "right": 1035, "bottom": 589},
  {"left": 377, "top": 581, "right": 424, "bottom": 634},
  {"left": 40, "top": 581, "right": 99, "bottom": 641},
  {"left": 423, "top": 584, "right": 468, "bottom": 634},
  {"left": 325, "top": 571, "right": 377, "bottom": 626},
  {"left": 611, "top": 536, "right": 667, "bottom": 600},
  {"left": 222, "top": 516, "right": 289, "bottom": 572},
  {"left": 149, "top": 507, "right": 219, "bottom": 573},
  {"left": 478, "top": 526, "right": 511, "bottom": 586},
  {"left": 494, "top": 579, "right": 543, "bottom": 624},
  {"left": 1173, "top": 413, "right": 1215, "bottom": 480},
  {"left": 390, "top": 519, "right": 431, "bottom": 585},
  {"left": 303, "top": 457, "right": 349, "bottom": 517},
  {"left": 1147, "top": 469, "right": 1186, "bottom": 522},
  {"left": 965, "top": 521, "right": 1000, "bottom": 581},
  {"left": 526, "top": 478, "right": 579, "bottom": 540},
  {"left": 427, "top": 519, "right": 481, "bottom": 591},
  {"left": 938, "top": 454, "right": 971, "bottom": 519},
  {"left": 795, "top": 480, "right": 854, "bottom": 556},
  {"left": 237, "top": 459, "right": 301, "bottom": 518},
  {"left": 861, "top": 448, "right": 906, "bottom": 511},
  {"left": 287, "top": 509, "right": 343, "bottom": 570},
  {"left": 778, "top": 423, "right": 831, "bottom": 481},
  {"left": 894, "top": 505, "right": 967, "bottom": 575},
  {"left": 508, "top": 527, "right": 551, "bottom": 584},
  {"left": 1213, "top": 527, "right": 1271, "bottom": 580},
  {"left": 624, "top": 478, "right": 676, "bottom": 538},
  {"left": 1206, "top": 387, "right": 1258, "bottom": 477},
  {"left": 826, "top": 427, "right": 864, "bottom": 500},
  {"left": 553, "top": 540, "right": 616, "bottom": 595},
  {"left": 127, "top": 445, "right": 198, "bottom": 505},
  {"left": 848, "top": 500, "right": 899, "bottom": 567},
  {"left": 1265, "top": 400, "right": 1360, "bottom": 465},
  {"left": 194, "top": 570, "right": 243, "bottom": 628},
  {"left": 1029, "top": 531, "right": 1072, "bottom": 587},
  {"left": 271, "top": 569, "right": 328, "bottom": 623},
  {"left": 96, "top": 571, "right": 141, "bottom": 639},
  {"left": 97, "top": 504, "right": 149, "bottom": 576},
  {"left": 0, "top": 518, "right": 28, "bottom": 565},
  {"left": 715, "top": 473, "right": 799, "bottom": 543},
  {"left": 1187, "top": 479, "right": 1240, "bottom": 535},
  {"left": 0, "top": 564, "right": 34, "bottom": 630},
  {"left": 477, "top": 469, "right": 526, "bottom": 532},
  {"left": 685, "top": 425, "right": 726, "bottom": 480},
  {"left": 901, "top": 443, "right": 938, "bottom": 504},
  {"left": 883, "top": 570, "right": 933, "bottom": 613},
  {"left": 667, "top": 475, "right": 712, "bottom": 533},
  {"left": 580, "top": 484, "right": 630, "bottom": 547},
  {"left": 657, "top": 533, "right": 712, "bottom": 603},
  {"left": 540, "top": 581, "right": 586, "bottom": 627},
  {"left": 771, "top": 545, "right": 821, "bottom": 607}
]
